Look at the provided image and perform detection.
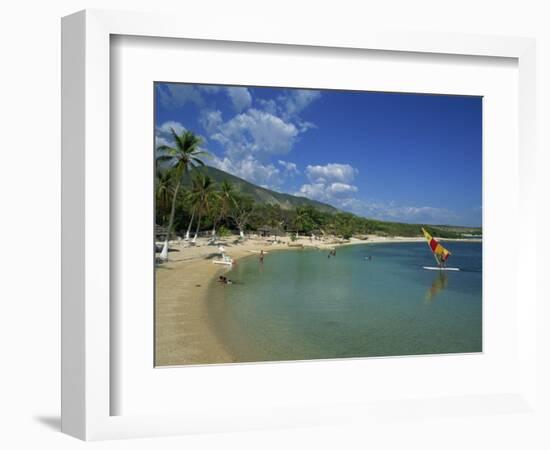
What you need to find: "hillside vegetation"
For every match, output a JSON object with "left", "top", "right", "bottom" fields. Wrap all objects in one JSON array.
[
  {"left": 181, "top": 166, "right": 338, "bottom": 213},
  {"left": 161, "top": 166, "right": 481, "bottom": 240},
  {"left": 155, "top": 129, "right": 481, "bottom": 244}
]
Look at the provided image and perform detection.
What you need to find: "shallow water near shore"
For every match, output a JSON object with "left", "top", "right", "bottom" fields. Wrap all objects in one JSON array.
[{"left": 207, "top": 241, "right": 482, "bottom": 363}]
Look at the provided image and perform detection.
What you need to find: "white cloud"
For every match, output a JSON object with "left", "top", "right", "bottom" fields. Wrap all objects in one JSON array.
[
  {"left": 296, "top": 161, "right": 452, "bottom": 224},
  {"left": 296, "top": 183, "right": 327, "bottom": 200},
  {"left": 296, "top": 181, "right": 358, "bottom": 202},
  {"left": 256, "top": 89, "right": 321, "bottom": 119},
  {"left": 210, "top": 108, "right": 300, "bottom": 158},
  {"left": 296, "top": 162, "right": 360, "bottom": 207},
  {"left": 210, "top": 155, "right": 282, "bottom": 189},
  {"left": 226, "top": 87, "right": 252, "bottom": 112},
  {"left": 327, "top": 182, "right": 358, "bottom": 196},
  {"left": 157, "top": 120, "right": 186, "bottom": 136},
  {"left": 305, "top": 163, "right": 358, "bottom": 184},
  {"left": 341, "top": 198, "right": 458, "bottom": 224},
  {"left": 296, "top": 120, "right": 317, "bottom": 133},
  {"left": 296, "top": 182, "right": 459, "bottom": 224},
  {"left": 157, "top": 84, "right": 204, "bottom": 109},
  {"left": 280, "top": 89, "right": 321, "bottom": 118},
  {"left": 257, "top": 98, "right": 278, "bottom": 115},
  {"left": 191, "top": 87, "right": 322, "bottom": 193},
  {"left": 199, "top": 110, "right": 223, "bottom": 135},
  {"left": 385, "top": 205, "right": 458, "bottom": 223},
  {"left": 155, "top": 136, "right": 170, "bottom": 148},
  {"left": 155, "top": 121, "right": 187, "bottom": 148},
  {"left": 278, "top": 160, "right": 299, "bottom": 175},
  {"left": 198, "top": 85, "right": 252, "bottom": 111}
]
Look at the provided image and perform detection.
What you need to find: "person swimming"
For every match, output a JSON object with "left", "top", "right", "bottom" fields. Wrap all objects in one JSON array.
[{"left": 218, "top": 275, "right": 233, "bottom": 285}]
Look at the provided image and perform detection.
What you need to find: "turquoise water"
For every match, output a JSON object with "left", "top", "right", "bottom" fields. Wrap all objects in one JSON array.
[{"left": 208, "top": 242, "right": 482, "bottom": 362}]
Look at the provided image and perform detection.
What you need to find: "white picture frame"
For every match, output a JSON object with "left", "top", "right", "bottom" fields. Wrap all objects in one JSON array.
[{"left": 61, "top": 9, "right": 537, "bottom": 441}]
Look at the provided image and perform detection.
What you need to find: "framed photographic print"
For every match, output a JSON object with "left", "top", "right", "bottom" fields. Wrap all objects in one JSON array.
[
  {"left": 61, "top": 9, "right": 538, "bottom": 441},
  {"left": 153, "top": 82, "right": 483, "bottom": 367}
]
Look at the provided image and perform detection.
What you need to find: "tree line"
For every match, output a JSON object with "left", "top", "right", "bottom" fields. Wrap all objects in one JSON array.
[{"left": 156, "top": 129, "right": 470, "bottom": 242}]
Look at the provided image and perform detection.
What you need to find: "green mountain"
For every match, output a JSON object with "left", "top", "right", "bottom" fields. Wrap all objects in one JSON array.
[
  {"left": 179, "top": 166, "right": 482, "bottom": 237},
  {"left": 183, "top": 165, "right": 339, "bottom": 213}
]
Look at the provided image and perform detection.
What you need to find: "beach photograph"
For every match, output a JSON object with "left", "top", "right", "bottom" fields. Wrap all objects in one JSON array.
[{"left": 154, "top": 83, "right": 482, "bottom": 367}]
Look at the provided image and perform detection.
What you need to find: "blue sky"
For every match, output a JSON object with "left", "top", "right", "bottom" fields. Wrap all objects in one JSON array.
[{"left": 155, "top": 83, "right": 482, "bottom": 226}]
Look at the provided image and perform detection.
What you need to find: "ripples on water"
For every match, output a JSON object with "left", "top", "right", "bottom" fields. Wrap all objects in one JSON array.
[{"left": 207, "top": 242, "right": 482, "bottom": 363}]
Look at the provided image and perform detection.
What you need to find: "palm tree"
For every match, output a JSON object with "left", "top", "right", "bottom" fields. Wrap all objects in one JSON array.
[
  {"left": 229, "top": 193, "right": 255, "bottom": 239},
  {"left": 188, "top": 173, "right": 216, "bottom": 243},
  {"left": 293, "top": 207, "right": 310, "bottom": 238},
  {"left": 182, "top": 191, "right": 197, "bottom": 241},
  {"left": 155, "top": 167, "right": 174, "bottom": 226},
  {"left": 156, "top": 129, "right": 209, "bottom": 259},
  {"left": 266, "top": 204, "right": 283, "bottom": 229},
  {"left": 210, "top": 180, "right": 236, "bottom": 237}
]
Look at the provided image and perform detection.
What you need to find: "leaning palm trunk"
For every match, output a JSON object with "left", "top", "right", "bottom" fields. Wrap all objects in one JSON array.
[
  {"left": 163, "top": 182, "right": 181, "bottom": 260},
  {"left": 185, "top": 207, "right": 196, "bottom": 240},
  {"left": 159, "top": 240, "right": 169, "bottom": 261},
  {"left": 156, "top": 128, "right": 210, "bottom": 253},
  {"left": 210, "top": 225, "right": 217, "bottom": 242},
  {"left": 192, "top": 213, "right": 202, "bottom": 243},
  {"left": 211, "top": 213, "right": 223, "bottom": 238}
]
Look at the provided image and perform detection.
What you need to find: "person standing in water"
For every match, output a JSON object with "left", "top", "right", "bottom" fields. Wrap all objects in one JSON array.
[{"left": 259, "top": 250, "right": 264, "bottom": 263}]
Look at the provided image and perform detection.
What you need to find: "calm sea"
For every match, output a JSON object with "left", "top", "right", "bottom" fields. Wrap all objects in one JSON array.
[{"left": 207, "top": 241, "right": 482, "bottom": 363}]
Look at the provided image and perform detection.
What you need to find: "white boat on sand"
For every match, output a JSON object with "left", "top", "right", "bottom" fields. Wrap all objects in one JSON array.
[
  {"left": 213, "top": 258, "right": 233, "bottom": 266},
  {"left": 213, "top": 250, "right": 233, "bottom": 266}
]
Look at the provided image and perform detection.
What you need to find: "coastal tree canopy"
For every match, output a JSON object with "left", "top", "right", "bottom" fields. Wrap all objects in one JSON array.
[
  {"left": 155, "top": 130, "right": 481, "bottom": 242},
  {"left": 156, "top": 129, "right": 209, "bottom": 242}
]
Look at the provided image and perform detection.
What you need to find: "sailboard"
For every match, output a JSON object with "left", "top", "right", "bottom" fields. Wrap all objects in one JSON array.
[
  {"left": 421, "top": 228, "right": 459, "bottom": 271},
  {"left": 213, "top": 248, "right": 234, "bottom": 265},
  {"left": 213, "top": 259, "right": 233, "bottom": 266}
]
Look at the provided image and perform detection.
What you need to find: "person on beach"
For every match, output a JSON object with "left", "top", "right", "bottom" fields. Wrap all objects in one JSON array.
[{"left": 218, "top": 275, "right": 233, "bottom": 285}]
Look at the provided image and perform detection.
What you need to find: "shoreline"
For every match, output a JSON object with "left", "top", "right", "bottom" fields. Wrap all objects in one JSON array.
[{"left": 154, "top": 234, "right": 481, "bottom": 366}]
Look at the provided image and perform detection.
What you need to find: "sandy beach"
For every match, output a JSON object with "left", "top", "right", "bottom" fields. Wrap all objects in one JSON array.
[{"left": 154, "top": 234, "right": 478, "bottom": 366}]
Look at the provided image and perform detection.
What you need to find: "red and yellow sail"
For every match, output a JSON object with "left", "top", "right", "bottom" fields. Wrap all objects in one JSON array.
[{"left": 422, "top": 227, "right": 451, "bottom": 264}]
